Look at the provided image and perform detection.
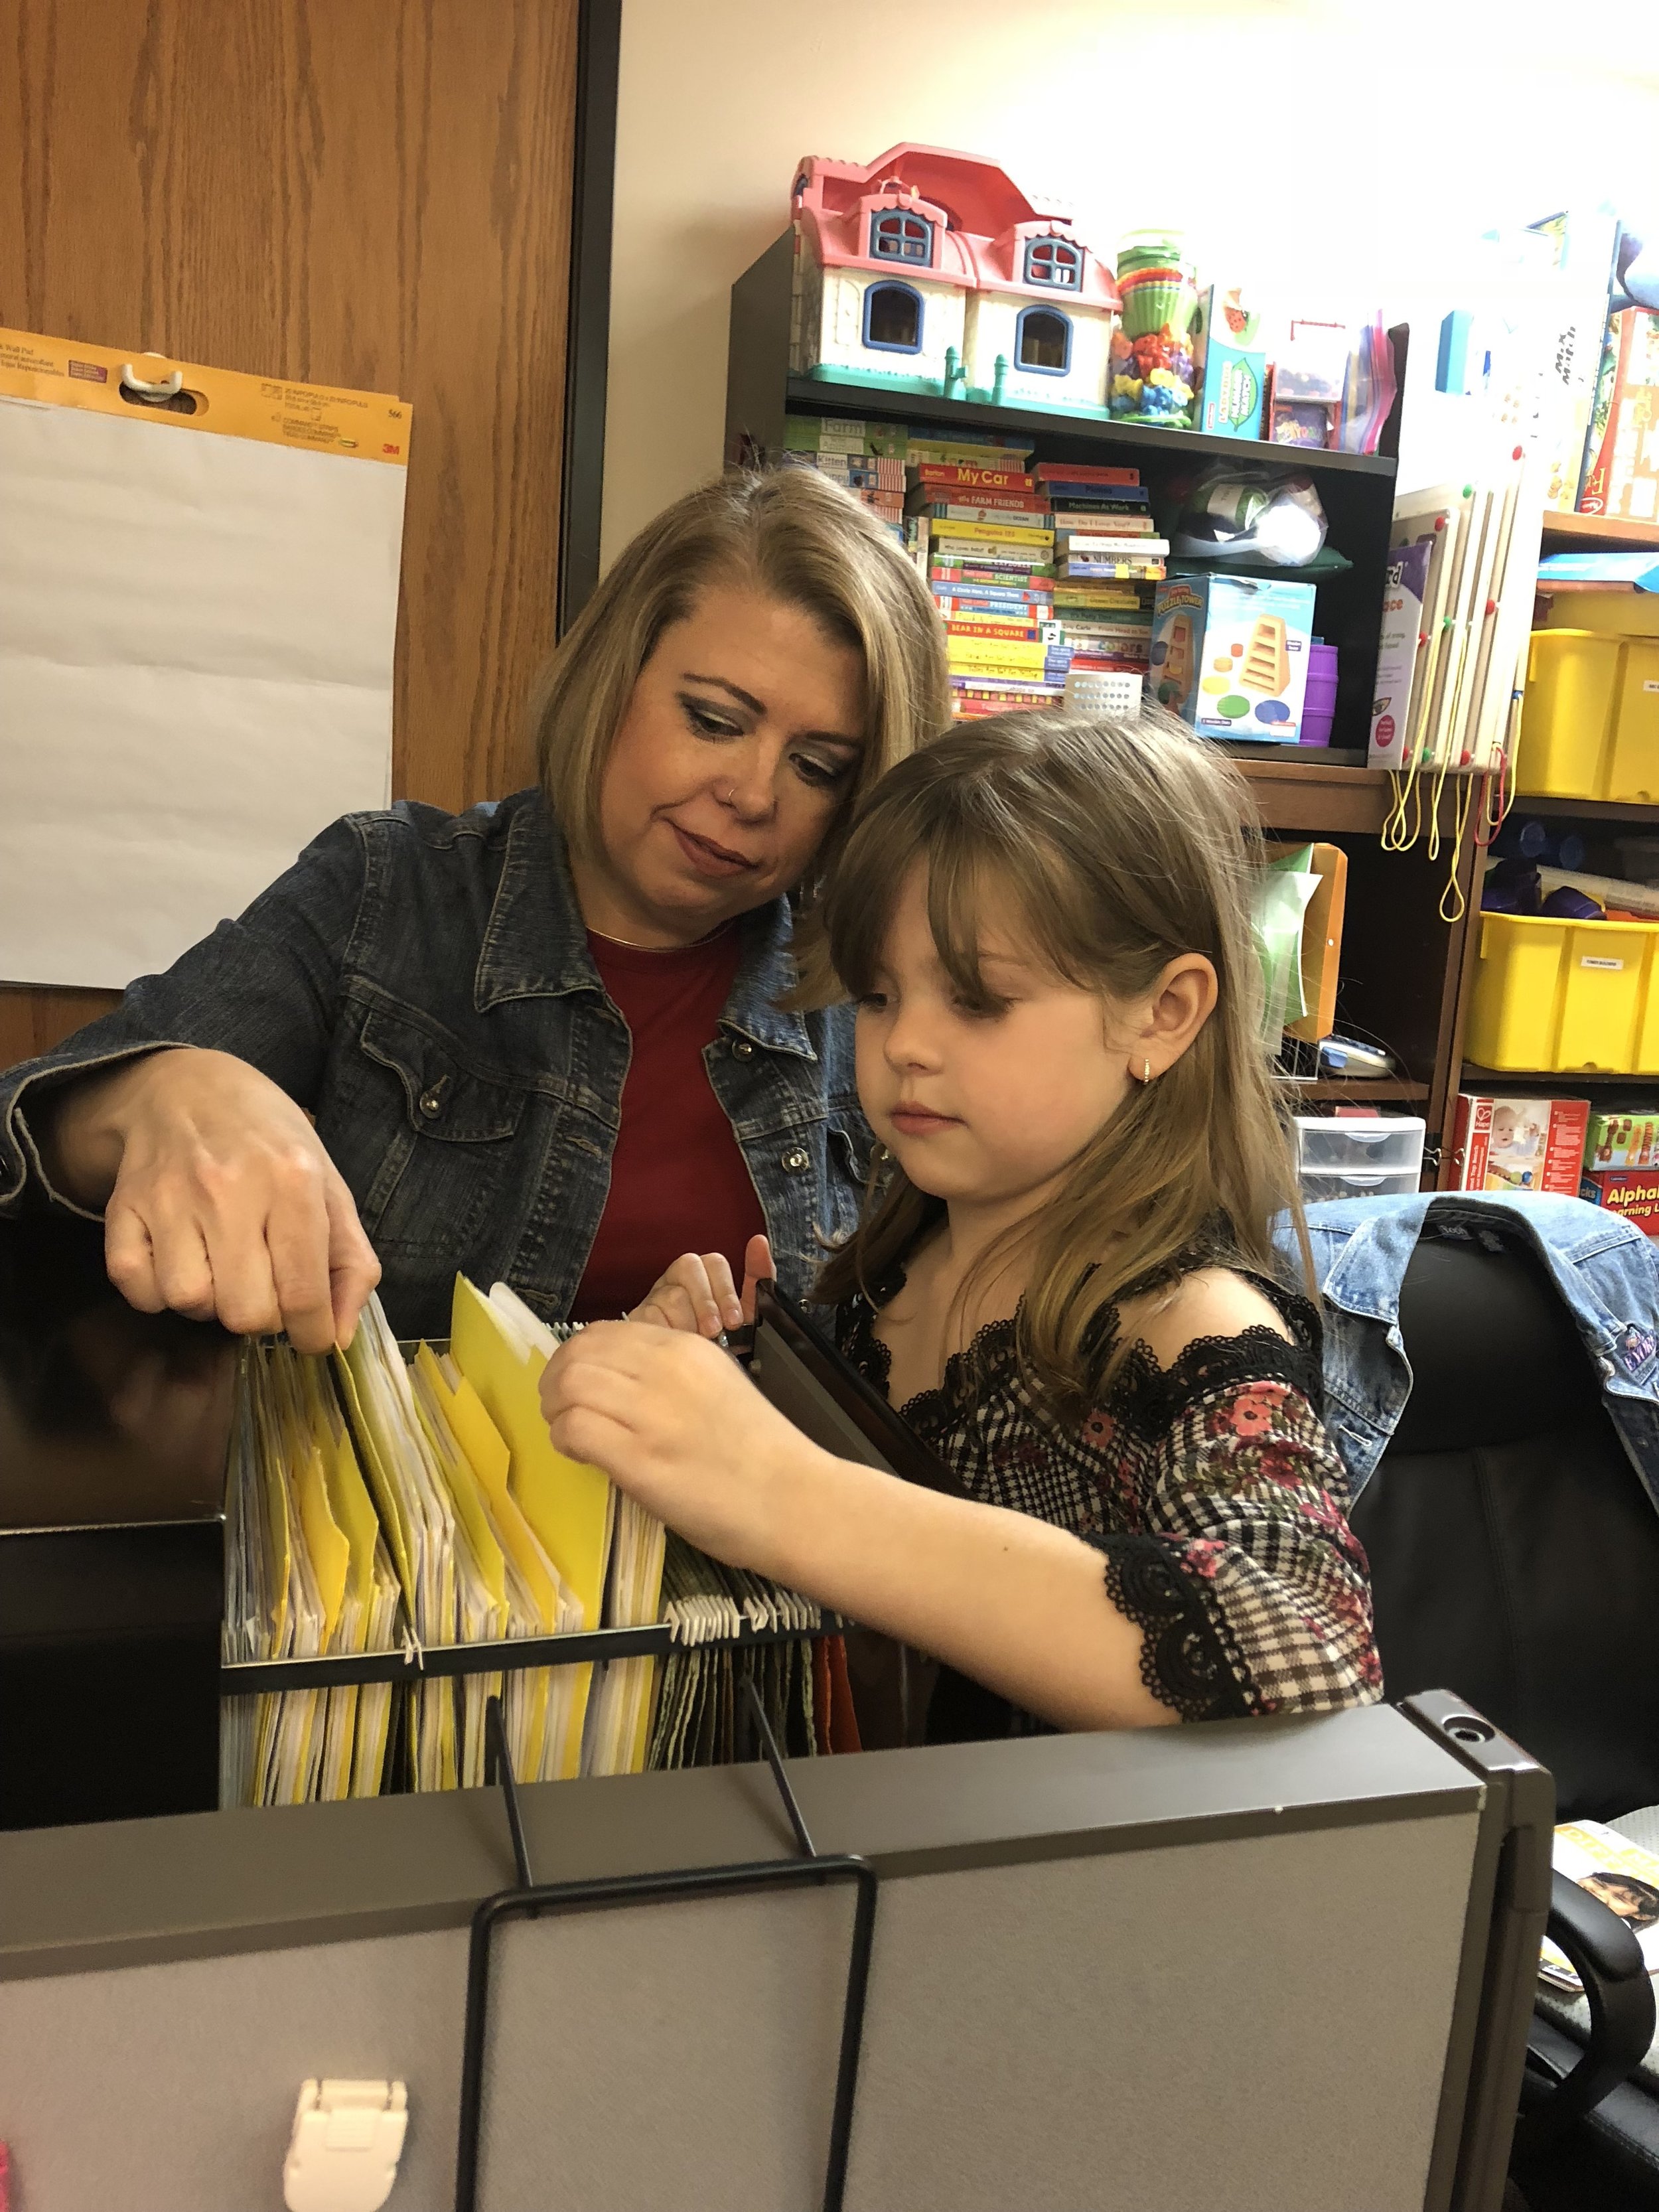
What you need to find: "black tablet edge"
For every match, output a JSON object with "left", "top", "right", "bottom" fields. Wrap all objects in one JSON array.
[{"left": 753, "top": 1280, "right": 969, "bottom": 1501}]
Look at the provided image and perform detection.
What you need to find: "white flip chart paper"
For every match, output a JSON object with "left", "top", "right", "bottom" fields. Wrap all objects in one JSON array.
[{"left": 0, "top": 352, "right": 408, "bottom": 990}]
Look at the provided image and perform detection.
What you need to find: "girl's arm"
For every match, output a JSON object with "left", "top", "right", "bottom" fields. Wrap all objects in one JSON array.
[
  {"left": 540, "top": 1320, "right": 1173, "bottom": 1731},
  {"left": 1092, "top": 1268, "right": 1382, "bottom": 1722},
  {"left": 764, "top": 1434, "right": 1175, "bottom": 1731}
]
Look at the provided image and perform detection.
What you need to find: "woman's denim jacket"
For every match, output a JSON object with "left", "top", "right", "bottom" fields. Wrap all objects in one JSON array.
[
  {"left": 0, "top": 791, "right": 872, "bottom": 1338},
  {"left": 1272, "top": 1193, "right": 1659, "bottom": 1512}
]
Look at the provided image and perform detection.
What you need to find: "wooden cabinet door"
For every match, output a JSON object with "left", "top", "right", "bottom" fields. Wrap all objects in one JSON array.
[{"left": 0, "top": 0, "right": 580, "bottom": 1069}]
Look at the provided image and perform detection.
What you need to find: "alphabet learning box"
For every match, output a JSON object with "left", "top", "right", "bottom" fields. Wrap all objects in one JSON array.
[
  {"left": 1581, "top": 1168, "right": 1659, "bottom": 1238},
  {"left": 1150, "top": 573, "right": 1317, "bottom": 743}
]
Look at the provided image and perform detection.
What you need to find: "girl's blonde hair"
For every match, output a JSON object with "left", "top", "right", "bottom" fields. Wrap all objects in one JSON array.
[
  {"left": 814, "top": 706, "right": 1309, "bottom": 1410},
  {"left": 530, "top": 470, "right": 949, "bottom": 965}
]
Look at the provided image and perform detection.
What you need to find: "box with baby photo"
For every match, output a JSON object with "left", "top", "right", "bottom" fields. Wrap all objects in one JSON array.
[{"left": 1452, "top": 1093, "right": 1589, "bottom": 1195}]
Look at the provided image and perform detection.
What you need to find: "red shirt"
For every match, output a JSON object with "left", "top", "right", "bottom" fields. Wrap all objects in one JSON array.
[{"left": 569, "top": 927, "right": 767, "bottom": 1321}]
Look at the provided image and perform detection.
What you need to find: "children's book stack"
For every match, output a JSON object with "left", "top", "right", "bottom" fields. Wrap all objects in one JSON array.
[
  {"left": 775, "top": 413, "right": 1046, "bottom": 550},
  {"left": 904, "top": 452, "right": 1062, "bottom": 718},
  {"left": 766, "top": 418, "right": 1169, "bottom": 719},
  {"left": 774, "top": 416, "right": 906, "bottom": 540},
  {"left": 1041, "top": 461, "right": 1162, "bottom": 700}
]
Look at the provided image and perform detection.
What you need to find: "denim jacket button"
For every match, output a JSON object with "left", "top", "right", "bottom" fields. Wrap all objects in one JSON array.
[
  {"left": 418, "top": 1087, "right": 445, "bottom": 1119},
  {"left": 782, "top": 1146, "right": 810, "bottom": 1173},
  {"left": 731, "top": 1038, "right": 755, "bottom": 1061}
]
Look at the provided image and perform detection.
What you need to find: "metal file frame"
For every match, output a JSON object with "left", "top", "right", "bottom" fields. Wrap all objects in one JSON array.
[{"left": 454, "top": 1685, "right": 879, "bottom": 2212}]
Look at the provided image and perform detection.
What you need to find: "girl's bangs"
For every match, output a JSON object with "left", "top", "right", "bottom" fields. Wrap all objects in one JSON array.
[
  {"left": 924, "top": 837, "right": 1022, "bottom": 1011},
  {"left": 830, "top": 788, "right": 1090, "bottom": 1009}
]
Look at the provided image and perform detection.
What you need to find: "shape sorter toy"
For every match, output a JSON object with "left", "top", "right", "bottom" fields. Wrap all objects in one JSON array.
[{"left": 1150, "top": 572, "right": 1318, "bottom": 743}]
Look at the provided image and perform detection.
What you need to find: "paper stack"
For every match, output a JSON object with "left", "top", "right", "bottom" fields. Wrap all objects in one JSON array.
[
  {"left": 336, "top": 1299, "right": 463, "bottom": 1791},
  {"left": 222, "top": 1276, "right": 833, "bottom": 1803},
  {"left": 222, "top": 1341, "right": 399, "bottom": 1808},
  {"left": 459, "top": 1279, "right": 667, "bottom": 1779},
  {"left": 407, "top": 1342, "right": 584, "bottom": 1787},
  {"left": 647, "top": 1535, "right": 822, "bottom": 1770}
]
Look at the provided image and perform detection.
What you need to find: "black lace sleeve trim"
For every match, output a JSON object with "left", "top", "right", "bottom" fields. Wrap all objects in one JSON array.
[
  {"left": 1104, "top": 1318, "right": 1323, "bottom": 1443},
  {"left": 836, "top": 1265, "right": 1336, "bottom": 1433},
  {"left": 1090, "top": 1532, "right": 1253, "bottom": 1723},
  {"left": 836, "top": 1290, "right": 894, "bottom": 1393}
]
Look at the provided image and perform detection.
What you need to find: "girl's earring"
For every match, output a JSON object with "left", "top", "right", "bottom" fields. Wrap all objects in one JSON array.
[{"left": 1143, "top": 1058, "right": 1153, "bottom": 1084}]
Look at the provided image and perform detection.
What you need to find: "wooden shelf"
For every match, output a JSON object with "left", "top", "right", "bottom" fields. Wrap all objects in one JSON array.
[
  {"left": 784, "top": 374, "right": 1398, "bottom": 480},
  {"left": 1459, "top": 1065, "right": 1659, "bottom": 1091},
  {"left": 1283, "top": 1078, "right": 1431, "bottom": 1102},
  {"left": 1230, "top": 758, "right": 1390, "bottom": 834},
  {"left": 1500, "top": 794, "right": 1659, "bottom": 824},
  {"left": 1540, "top": 510, "right": 1659, "bottom": 552}
]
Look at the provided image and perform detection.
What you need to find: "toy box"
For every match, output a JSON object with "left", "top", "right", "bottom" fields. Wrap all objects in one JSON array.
[
  {"left": 1191, "top": 285, "right": 1265, "bottom": 439},
  {"left": 1368, "top": 539, "right": 1433, "bottom": 766},
  {"left": 1149, "top": 573, "right": 1317, "bottom": 743},
  {"left": 1579, "top": 307, "right": 1659, "bottom": 522},
  {"left": 1265, "top": 319, "right": 1349, "bottom": 449},
  {"left": 1581, "top": 1167, "right": 1659, "bottom": 1236},
  {"left": 1586, "top": 1110, "right": 1659, "bottom": 1169},
  {"left": 1452, "top": 1093, "right": 1590, "bottom": 1193}
]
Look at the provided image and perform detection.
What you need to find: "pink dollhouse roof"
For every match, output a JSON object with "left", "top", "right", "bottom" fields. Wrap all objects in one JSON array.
[{"left": 792, "top": 143, "right": 1120, "bottom": 313}]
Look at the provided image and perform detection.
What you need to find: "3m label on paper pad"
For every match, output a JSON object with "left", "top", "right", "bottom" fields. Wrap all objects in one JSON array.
[{"left": 0, "top": 325, "right": 410, "bottom": 464}]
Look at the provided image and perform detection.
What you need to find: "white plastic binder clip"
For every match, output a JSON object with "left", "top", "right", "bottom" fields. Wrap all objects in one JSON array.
[{"left": 283, "top": 2079, "right": 409, "bottom": 2212}]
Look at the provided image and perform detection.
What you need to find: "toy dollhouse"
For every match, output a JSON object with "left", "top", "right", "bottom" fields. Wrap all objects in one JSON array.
[{"left": 789, "top": 145, "right": 1121, "bottom": 415}]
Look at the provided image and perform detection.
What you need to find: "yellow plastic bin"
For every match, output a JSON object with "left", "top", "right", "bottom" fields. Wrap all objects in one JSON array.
[
  {"left": 1465, "top": 911, "right": 1659, "bottom": 1073},
  {"left": 1608, "top": 638, "right": 1659, "bottom": 803},
  {"left": 1514, "top": 630, "right": 1623, "bottom": 798}
]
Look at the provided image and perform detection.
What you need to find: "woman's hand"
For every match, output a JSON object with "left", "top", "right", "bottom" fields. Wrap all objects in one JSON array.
[
  {"left": 538, "top": 1319, "right": 820, "bottom": 1570},
  {"left": 35, "top": 1047, "right": 380, "bottom": 1353},
  {"left": 630, "top": 1232, "right": 774, "bottom": 1337}
]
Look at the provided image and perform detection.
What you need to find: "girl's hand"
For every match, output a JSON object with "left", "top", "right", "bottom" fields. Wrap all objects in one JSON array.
[
  {"left": 538, "top": 1319, "right": 818, "bottom": 1570},
  {"left": 630, "top": 1232, "right": 774, "bottom": 1337}
]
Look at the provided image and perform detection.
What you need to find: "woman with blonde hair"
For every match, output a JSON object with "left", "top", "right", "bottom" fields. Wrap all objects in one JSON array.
[
  {"left": 0, "top": 471, "right": 948, "bottom": 1343},
  {"left": 546, "top": 709, "right": 1380, "bottom": 1737}
]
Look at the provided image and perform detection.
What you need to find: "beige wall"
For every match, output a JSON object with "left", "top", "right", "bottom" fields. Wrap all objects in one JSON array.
[{"left": 603, "top": 0, "right": 1659, "bottom": 567}]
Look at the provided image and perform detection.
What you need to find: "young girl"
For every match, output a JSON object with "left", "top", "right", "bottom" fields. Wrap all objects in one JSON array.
[{"left": 540, "top": 709, "right": 1381, "bottom": 1735}]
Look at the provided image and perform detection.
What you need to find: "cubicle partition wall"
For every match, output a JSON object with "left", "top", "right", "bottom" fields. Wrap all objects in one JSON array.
[
  {"left": 0, "top": 1214, "right": 1554, "bottom": 2211},
  {"left": 0, "top": 1696, "right": 1550, "bottom": 2212}
]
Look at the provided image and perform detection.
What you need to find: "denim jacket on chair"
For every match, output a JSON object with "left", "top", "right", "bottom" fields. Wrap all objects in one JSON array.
[
  {"left": 0, "top": 790, "right": 872, "bottom": 1339},
  {"left": 1272, "top": 1193, "right": 1659, "bottom": 1514}
]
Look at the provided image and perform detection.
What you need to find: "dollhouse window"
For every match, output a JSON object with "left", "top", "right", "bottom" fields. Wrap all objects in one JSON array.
[
  {"left": 1025, "top": 238, "right": 1083, "bottom": 289},
  {"left": 1016, "top": 306, "right": 1072, "bottom": 374},
  {"left": 869, "top": 210, "right": 934, "bottom": 265},
  {"left": 864, "top": 281, "right": 923, "bottom": 353}
]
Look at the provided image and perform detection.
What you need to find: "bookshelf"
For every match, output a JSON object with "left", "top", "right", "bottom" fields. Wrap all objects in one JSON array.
[
  {"left": 1540, "top": 510, "right": 1659, "bottom": 552},
  {"left": 726, "top": 241, "right": 1477, "bottom": 1167},
  {"left": 726, "top": 232, "right": 1406, "bottom": 765},
  {"left": 778, "top": 372, "right": 1398, "bottom": 479},
  {"left": 1497, "top": 792, "right": 1659, "bottom": 825},
  {"left": 1430, "top": 508, "right": 1659, "bottom": 1188},
  {"left": 1460, "top": 1066, "right": 1659, "bottom": 1092}
]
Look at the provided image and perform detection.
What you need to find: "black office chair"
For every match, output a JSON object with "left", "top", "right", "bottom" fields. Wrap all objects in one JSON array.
[{"left": 1348, "top": 1209, "right": 1659, "bottom": 2209}]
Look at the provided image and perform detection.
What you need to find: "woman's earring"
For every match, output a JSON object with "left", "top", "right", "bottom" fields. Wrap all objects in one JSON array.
[{"left": 1143, "top": 1058, "right": 1153, "bottom": 1084}]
